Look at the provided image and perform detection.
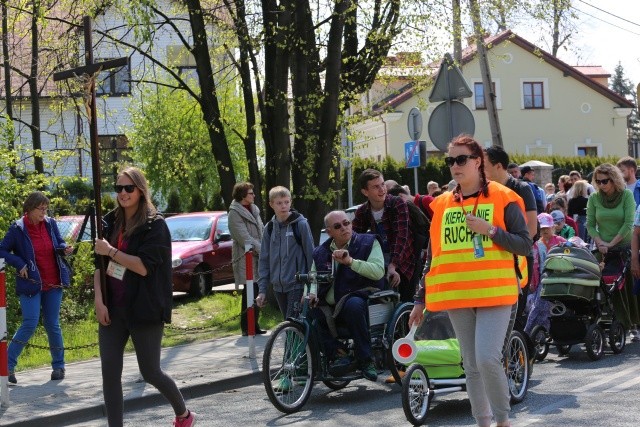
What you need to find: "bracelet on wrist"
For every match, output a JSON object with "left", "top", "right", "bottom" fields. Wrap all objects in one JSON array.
[
  {"left": 108, "top": 248, "right": 114, "bottom": 257},
  {"left": 112, "top": 249, "right": 119, "bottom": 259}
]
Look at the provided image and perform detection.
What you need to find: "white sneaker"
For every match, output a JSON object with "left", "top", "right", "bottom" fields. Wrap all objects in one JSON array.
[{"left": 630, "top": 329, "right": 640, "bottom": 342}]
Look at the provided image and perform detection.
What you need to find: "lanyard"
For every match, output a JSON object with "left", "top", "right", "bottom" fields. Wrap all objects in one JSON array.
[{"left": 460, "top": 191, "right": 481, "bottom": 217}]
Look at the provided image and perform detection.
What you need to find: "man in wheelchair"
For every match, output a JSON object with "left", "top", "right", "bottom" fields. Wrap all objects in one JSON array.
[{"left": 308, "top": 210, "right": 385, "bottom": 381}]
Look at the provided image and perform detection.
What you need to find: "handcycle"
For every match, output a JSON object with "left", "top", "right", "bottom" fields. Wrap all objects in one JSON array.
[{"left": 262, "top": 271, "right": 414, "bottom": 413}]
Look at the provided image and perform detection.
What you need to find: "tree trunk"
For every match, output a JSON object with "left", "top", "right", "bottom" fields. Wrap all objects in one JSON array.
[
  {"left": 1, "top": 0, "right": 15, "bottom": 177},
  {"left": 184, "top": 0, "right": 236, "bottom": 207},
  {"left": 30, "top": 0, "right": 43, "bottom": 174},
  {"left": 469, "top": 0, "right": 502, "bottom": 147},
  {"left": 452, "top": 0, "right": 462, "bottom": 63}
]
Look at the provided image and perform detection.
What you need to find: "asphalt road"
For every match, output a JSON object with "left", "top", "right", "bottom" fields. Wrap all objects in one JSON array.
[{"left": 68, "top": 343, "right": 640, "bottom": 426}]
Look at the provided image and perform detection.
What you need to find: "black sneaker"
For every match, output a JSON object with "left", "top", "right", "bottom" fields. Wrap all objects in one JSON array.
[
  {"left": 8, "top": 371, "right": 16, "bottom": 384},
  {"left": 51, "top": 368, "right": 65, "bottom": 381},
  {"left": 329, "top": 355, "right": 356, "bottom": 376}
]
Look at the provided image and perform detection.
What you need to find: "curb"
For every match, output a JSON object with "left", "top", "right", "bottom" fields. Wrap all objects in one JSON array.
[{"left": 7, "top": 371, "right": 262, "bottom": 427}]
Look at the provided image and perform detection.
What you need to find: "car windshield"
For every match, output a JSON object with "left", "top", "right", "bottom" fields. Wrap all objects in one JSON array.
[{"left": 166, "top": 216, "right": 213, "bottom": 241}]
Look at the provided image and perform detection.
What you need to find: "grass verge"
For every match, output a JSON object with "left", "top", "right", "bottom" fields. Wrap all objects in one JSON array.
[{"left": 13, "top": 289, "right": 283, "bottom": 372}]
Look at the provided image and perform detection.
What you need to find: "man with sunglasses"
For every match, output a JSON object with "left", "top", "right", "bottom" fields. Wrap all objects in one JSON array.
[
  {"left": 352, "top": 169, "right": 415, "bottom": 303},
  {"left": 309, "top": 210, "right": 385, "bottom": 381}
]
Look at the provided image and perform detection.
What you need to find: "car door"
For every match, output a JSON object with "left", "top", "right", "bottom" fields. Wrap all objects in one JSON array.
[{"left": 205, "top": 213, "right": 234, "bottom": 284}]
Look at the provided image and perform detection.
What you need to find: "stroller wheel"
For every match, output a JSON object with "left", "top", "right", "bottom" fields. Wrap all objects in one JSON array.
[
  {"left": 530, "top": 326, "right": 549, "bottom": 361},
  {"left": 608, "top": 321, "right": 626, "bottom": 354},
  {"left": 556, "top": 344, "right": 572, "bottom": 356},
  {"left": 585, "top": 324, "right": 605, "bottom": 361},
  {"left": 402, "top": 364, "right": 431, "bottom": 425}
]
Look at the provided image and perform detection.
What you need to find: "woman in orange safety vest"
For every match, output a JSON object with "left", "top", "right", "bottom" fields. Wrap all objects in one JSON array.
[{"left": 409, "top": 135, "right": 531, "bottom": 427}]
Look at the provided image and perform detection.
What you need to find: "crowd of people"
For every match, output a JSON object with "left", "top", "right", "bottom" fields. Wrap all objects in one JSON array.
[{"left": 6, "top": 141, "right": 640, "bottom": 427}]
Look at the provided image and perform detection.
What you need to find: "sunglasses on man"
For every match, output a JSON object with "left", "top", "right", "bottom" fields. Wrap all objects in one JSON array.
[{"left": 331, "top": 220, "right": 351, "bottom": 230}]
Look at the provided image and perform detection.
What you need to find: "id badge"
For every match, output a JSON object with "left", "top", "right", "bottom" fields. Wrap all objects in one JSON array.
[
  {"left": 472, "top": 234, "right": 485, "bottom": 259},
  {"left": 106, "top": 260, "right": 127, "bottom": 280}
]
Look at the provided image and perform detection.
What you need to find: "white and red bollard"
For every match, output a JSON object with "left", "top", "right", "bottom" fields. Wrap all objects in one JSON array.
[
  {"left": 0, "top": 258, "right": 9, "bottom": 407},
  {"left": 245, "top": 245, "right": 256, "bottom": 359}
]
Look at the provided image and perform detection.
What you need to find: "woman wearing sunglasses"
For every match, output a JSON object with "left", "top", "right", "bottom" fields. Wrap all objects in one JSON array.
[
  {"left": 587, "top": 163, "right": 637, "bottom": 331},
  {"left": 0, "top": 191, "right": 72, "bottom": 384},
  {"left": 409, "top": 135, "right": 531, "bottom": 427},
  {"left": 93, "top": 167, "right": 196, "bottom": 427}
]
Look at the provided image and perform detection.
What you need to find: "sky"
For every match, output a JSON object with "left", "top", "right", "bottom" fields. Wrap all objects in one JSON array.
[{"left": 516, "top": 0, "right": 640, "bottom": 87}]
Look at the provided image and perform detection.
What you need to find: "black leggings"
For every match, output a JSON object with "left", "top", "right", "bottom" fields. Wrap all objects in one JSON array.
[{"left": 99, "top": 307, "right": 186, "bottom": 427}]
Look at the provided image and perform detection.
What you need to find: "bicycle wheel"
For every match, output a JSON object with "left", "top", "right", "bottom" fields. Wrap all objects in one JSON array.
[
  {"left": 385, "top": 302, "right": 414, "bottom": 385},
  {"left": 505, "top": 330, "right": 529, "bottom": 404},
  {"left": 401, "top": 364, "right": 431, "bottom": 425},
  {"left": 262, "top": 321, "right": 315, "bottom": 413}
]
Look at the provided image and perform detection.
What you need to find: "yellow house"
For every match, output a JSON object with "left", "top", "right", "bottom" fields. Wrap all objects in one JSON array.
[{"left": 351, "top": 30, "right": 634, "bottom": 162}]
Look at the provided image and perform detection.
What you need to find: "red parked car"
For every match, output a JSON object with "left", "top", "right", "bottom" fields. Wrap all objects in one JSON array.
[{"left": 165, "top": 212, "right": 234, "bottom": 297}]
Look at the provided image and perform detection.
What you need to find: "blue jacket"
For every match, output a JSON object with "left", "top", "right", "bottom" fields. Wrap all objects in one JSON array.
[
  {"left": 0, "top": 216, "right": 71, "bottom": 296},
  {"left": 631, "top": 181, "right": 640, "bottom": 207}
]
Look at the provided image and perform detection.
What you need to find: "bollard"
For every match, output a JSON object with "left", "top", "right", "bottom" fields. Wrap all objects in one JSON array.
[
  {"left": 0, "top": 258, "right": 9, "bottom": 407},
  {"left": 245, "top": 245, "right": 256, "bottom": 359}
]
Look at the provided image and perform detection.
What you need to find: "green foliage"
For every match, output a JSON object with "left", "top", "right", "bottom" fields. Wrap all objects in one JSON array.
[
  {"left": 60, "top": 243, "right": 96, "bottom": 321},
  {"left": 166, "top": 190, "right": 182, "bottom": 215},
  {"left": 126, "top": 77, "right": 248, "bottom": 210},
  {"left": 102, "top": 193, "right": 116, "bottom": 213}
]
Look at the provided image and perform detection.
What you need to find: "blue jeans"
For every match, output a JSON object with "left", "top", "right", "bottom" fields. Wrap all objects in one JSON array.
[{"left": 8, "top": 288, "right": 64, "bottom": 371}]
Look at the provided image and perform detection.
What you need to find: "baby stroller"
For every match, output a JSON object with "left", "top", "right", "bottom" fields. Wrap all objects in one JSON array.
[
  {"left": 530, "top": 243, "right": 628, "bottom": 361},
  {"left": 395, "top": 310, "right": 530, "bottom": 425}
]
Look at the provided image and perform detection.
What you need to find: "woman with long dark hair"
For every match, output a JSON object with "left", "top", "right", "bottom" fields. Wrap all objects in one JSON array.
[
  {"left": 93, "top": 167, "right": 196, "bottom": 427},
  {"left": 409, "top": 135, "right": 531, "bottom": 427}
]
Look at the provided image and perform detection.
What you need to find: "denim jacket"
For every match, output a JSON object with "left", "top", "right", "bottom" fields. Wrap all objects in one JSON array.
[{"left": 0, "top": 216, "right": 71, "bottom": 296}]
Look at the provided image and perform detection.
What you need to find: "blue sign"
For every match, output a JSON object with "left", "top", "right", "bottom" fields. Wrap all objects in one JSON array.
[{"left": 405, "top": 141, "right": 420, "bottom": 168}]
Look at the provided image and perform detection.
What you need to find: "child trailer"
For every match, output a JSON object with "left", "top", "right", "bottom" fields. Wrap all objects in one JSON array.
[{"left": 394, "top": 310, "right": 530, "bottom": 425}]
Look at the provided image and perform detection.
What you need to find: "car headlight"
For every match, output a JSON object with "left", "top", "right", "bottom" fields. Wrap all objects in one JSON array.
[{"left": 172, "top": 257, "right": 183, "bottom": 268}]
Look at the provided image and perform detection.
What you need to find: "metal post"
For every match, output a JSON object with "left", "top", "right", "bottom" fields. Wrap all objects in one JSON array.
[
  {"left": 0, "top": 258, "right": 9, "bottom": 407},
  {"left": 245, "top": 244, "right": 256, "bottom": 359},
  {"left": 414, "top": 166, "right": 419, "bottom": 195}
]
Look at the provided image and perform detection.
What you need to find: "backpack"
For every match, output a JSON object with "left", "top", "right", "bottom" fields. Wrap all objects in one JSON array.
[
  {"left": 266, "top": 220, "right": 302, "bottom": 246},
  {"left": 526, "top": 181, "right": 546, "bottom": 214}
]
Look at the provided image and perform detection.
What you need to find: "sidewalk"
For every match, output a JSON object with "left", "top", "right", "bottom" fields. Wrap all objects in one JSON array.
[{"left": 0, "top": 333, "right": 268, "bottom": 427}]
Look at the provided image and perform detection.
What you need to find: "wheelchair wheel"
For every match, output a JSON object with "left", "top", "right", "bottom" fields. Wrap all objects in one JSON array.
[
  {"left": 505, "top": 330, "right": 529, "bottom": 404},
  {"left": 608, "top": 321, "right": 626, "bottom": 354},
  {"left": 402, "top": 364, "right": 431, "bottom": 425},
  {"left": 585, "top": 324, "right": 605, "bottom": 361},
  {"left": 322, "top": 379, "right": 350, "bottom": 390},
  {"left": 263, "top": 321, "right": 315, "bottom": 413},
  {"left": 385, "top": 302, "right": 414, "bottom": 385},
  {"left": 530, "top": 325, "right": 549, "bottom": 361}
]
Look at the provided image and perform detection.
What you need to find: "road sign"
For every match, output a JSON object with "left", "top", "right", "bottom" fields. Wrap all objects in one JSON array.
[
  {"left": 405, "top": 141, "right": 420, "bottom": 168},
  {"left": 407, "top": 108, "right": 423, "bottom": 141},
  {"left": 429, "top": 53, "right": 472, "bottom": 102},
  {"left": 427, "top": 100, "right": 475, "bottom": 151}
]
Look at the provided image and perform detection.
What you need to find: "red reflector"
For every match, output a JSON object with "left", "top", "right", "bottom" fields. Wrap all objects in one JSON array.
[{"left": 398, "top": 343, "right": 413, "bottom": 358}]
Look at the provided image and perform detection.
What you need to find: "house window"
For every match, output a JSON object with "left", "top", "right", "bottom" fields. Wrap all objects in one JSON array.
[
  {"left": 473, "top": 82, "right": 496, "bottom": 110},
  {"left": 471, "top": 79, "right": 501, "bottom": 110},
  {"left": 98, "top": 135, "right": 131, "bottom": 184},
  {"left": 523, "top": 82, "right": 544, "bottom": 109},
  {"left": 96, "top": 60, "right": 131, "bottom": 96},
  {"left": 577, "top": 146, "right": 598, "bottom": 157},
  {"left": 178, "top": 66, "right": 198, "bottom": 82}
]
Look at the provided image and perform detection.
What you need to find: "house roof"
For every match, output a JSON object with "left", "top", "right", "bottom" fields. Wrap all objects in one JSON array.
[{"left": 373, "top": 30, "right": 634, "bottom": 113}]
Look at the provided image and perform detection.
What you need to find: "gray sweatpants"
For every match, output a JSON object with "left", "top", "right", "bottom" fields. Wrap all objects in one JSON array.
[{"left": 447, "top": 305, "right": 512, "bottom": 427}]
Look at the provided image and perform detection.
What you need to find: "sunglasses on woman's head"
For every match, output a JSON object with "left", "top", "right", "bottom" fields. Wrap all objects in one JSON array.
[
  {"left": 331, "top": 220, "right": 351, "bottom": 230},
  {"left": 595, "top": 178, "right": 610, "bottom": 185},
  {"left": 444, "top": 154, "right": 479, "bottom": 167},
  {"left": 114, "top": 184, "right": 137, "bottom": 193}
]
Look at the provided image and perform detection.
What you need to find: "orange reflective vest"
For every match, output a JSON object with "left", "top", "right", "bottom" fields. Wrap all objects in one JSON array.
[{"left": 425, "top": 181, "right": 526, "bottom": 311}]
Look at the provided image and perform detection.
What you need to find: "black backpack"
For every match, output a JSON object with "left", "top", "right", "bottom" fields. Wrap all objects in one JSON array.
[{"left": 265, "top": 220, "right": 301, "bottom": 246}]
